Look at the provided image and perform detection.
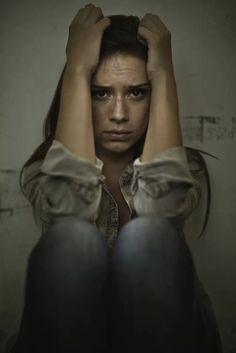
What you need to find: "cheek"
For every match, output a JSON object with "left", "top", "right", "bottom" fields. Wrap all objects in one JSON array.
[
  {"left": 92, "top": 104, "right": 105, "bottom": 130},
  {"left": 133, "top": 103, "right": 149, "bottom": 129},
  {"left": 92, "top": 102, "right": 109, "bottom": 115}
]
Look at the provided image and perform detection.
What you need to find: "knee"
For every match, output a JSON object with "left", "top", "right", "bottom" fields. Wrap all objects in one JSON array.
[
  {"left": 113, "top": 216, "right": 192, "bottom": 270},
  {"left": 29, "top": 216, "right": 108, "bottom": 273},
  {"left": 116, "top": 216, "right": 181, "bottom": 251},
  {"left": 43, "top": 216, "right": 106, "bottom": 249}
]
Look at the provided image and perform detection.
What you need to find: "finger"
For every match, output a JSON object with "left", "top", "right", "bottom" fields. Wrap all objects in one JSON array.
[
  {"left": 70, "top": 4, "right": 103, "bottom": 26},
  {"left": 85, "top": 5, "right": 104, "bottom": 23},
  {"left": 140, "top": 13, "right": 169, "bottom": 35},
  {"left": 151, "top": 14, "right": 169, "bottom": 33},
  {"left": 137, "top": 26, "right": 156, "bottom": 45},
  {"left": 70, "top": 5, "right": 92, "bottom": 25},
  {"left": 70, "top": 9, "right": 82, "bottom": 26},
  {"left": 96, "top": 16, "right": 111, "bottom": 31},
  {"left": 139, "top": 13, "right": 156, "bottom": 30},
  {"left": 140, "top": 17, "right": 158, "bottom": 34}
]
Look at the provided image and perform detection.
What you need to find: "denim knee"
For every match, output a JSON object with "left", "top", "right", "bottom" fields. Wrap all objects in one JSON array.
[
  {"left": 27, "top": 216, "right": 109, "bottom": 298},
  {"left": 113, "top": 216, "right": 191, "bottom": 262},
  {"left": 16, "top": 217, "right": 110, "bottom": 353},
  {"left": 31, "top": 216, "right": 107, "bottom": 264},
  {"left": 112, "top": 216, "right": 195, "bottom": 298}
]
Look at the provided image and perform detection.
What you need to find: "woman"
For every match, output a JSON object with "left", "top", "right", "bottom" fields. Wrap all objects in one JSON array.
[{"left": 13, "top": 4, "right": 222, "bottom": 353}]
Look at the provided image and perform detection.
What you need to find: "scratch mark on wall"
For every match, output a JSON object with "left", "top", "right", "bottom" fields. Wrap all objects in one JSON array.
[
  {"left": 182, "top": 116, "right": 236, "bottom": 142},
  {"left": 0, "top": 169, "right": 17, "bottom": 174},
  {"left": 0, "top": 206, "right": 31, "bottom": 221},
  {"left": 181, "top": 116, "right": 204, "bottom": 142},
  {"left": 0, "top": 208, "right": 14, "bottom": 218}
]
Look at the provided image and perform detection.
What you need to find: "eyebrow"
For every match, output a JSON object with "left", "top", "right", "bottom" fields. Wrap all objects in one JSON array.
[{"left": 91, "top": 82, "right": 150, "bottom": 89}]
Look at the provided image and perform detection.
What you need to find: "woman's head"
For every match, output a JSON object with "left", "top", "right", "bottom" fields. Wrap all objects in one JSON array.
[
  {"left": 91, "top": 15, "right": 150, "bottom": 159},
  {"left": 22, "top": 14, "right": 149, "bottom": 167},
  {"left": 91, "top": 53, "right": 150, "bottom": 160}
]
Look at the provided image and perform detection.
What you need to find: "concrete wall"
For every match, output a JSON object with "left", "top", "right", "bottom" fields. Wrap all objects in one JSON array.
[{"left": 0, "top": 0, "right": 235, "bottom": 352}]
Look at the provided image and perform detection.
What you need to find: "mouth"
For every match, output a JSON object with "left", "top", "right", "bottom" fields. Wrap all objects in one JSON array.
[
  {"left": 105, "top": 130, "right": 132, "bottom": 134},
  {"left": 104, "top": 131, "right": 132, "bottom": 140}
]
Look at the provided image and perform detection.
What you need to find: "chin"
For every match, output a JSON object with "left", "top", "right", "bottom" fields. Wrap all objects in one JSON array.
[
  {"left": 108, "top": 145, "right": 131, "bottom": 153},
  {"left": 99, "top": 141, "right": 135, "bottom": 154}
]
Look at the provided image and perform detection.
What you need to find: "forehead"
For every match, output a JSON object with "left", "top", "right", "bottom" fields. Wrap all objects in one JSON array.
[{"left": 92, "top": 54, "right": 148, "bottom": 86}]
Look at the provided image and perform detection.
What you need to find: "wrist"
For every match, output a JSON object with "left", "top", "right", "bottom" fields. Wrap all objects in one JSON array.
[
  {"left": 65, "top": 62, "right": 93, "bottom": 82},
  {"left": 148, "top": 63, "right": 175, "bottom": 84}
]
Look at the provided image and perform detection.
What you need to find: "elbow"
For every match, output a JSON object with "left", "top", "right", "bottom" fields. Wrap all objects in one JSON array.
[
  {"left": 31, "top": 177, "right": 102, "bottom": 227},
  {"left": 133, "top": 184, "right": 201, "bottom": 223}
]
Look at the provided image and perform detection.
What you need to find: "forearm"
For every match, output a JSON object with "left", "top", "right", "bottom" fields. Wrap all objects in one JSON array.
[
  {"left": 141, "top": 68, "right": 183, "bottom": 162},
  {"left": 55, "top": 67, "right": 96, "bottom": 163}
]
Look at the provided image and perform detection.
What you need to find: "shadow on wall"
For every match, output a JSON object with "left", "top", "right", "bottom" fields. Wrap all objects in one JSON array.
[{"left": 0, "top": 169, "right": 40, "bottom": 353}]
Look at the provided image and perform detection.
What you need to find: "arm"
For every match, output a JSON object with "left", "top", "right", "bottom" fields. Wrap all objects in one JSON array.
[
  {"left": 141, "top": 70, "right": 182, "bottom": 161},
  {"left": 21, "top": 5, "right": 111, "bottom": 228},
  {"left": 55, "top": 70, "right": 95, "bottom": 163},
  {"left": 22, "top": 141, "right": 105, "bottom": 229},
  {"left": 131, "top": 14, "right": 201, "bottom": 223},
  {"left": 55, "top": 4, "right": 110, "bottom": 163},
  {"left": 137, "top": 14, "right": 182, "bottom": 161},
  {"left": 131, "top": 147, "right": 202, "bottom": 225}
]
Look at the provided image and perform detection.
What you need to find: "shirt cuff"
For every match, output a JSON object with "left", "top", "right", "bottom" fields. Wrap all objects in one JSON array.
[
  {"left": 133, "top": 146, "right": 189, "bottom": 171},
  {"left": 41, "top": 139, "right": 104, "bottom": 181},
  {"left": 131, "top": 146, "right": 196, "bottom": 199}
]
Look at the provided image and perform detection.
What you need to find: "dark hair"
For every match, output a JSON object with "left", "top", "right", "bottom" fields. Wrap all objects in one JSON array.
[
  {"left": 19, "top": 14, "right": 215, "bottom": 237},
  {"left": 100, "top": 15, "right": 148, "bottom": 61}
]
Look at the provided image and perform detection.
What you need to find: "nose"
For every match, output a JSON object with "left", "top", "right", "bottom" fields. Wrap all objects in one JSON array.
[{"left": 109, "top": 96, "right": 128, "bottom": 122}]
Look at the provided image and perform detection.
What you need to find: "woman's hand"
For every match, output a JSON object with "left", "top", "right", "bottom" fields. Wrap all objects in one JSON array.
[
  {"left": 137, "top": 13, "right": 173, "bottom": 81},
  {"left": 66, "top": 3, "right": 110, "bottom": 79}
]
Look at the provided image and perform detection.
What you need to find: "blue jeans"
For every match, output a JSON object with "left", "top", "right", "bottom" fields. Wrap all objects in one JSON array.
[{"left": 12, "top": 216, "right": 222, "bottom": 353}]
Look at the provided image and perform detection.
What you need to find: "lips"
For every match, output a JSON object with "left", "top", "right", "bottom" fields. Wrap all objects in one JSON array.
[
  {"left": 104, "top": 130, "right": 132, "bottom": 140},
  {"left": 105, "top": 130, "right": 131, "bottom": 134}
]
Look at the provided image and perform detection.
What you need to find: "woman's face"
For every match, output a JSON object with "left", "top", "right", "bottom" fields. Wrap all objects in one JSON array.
[{"left": 91, "top": 53, "right": 151, "bottom": 157}]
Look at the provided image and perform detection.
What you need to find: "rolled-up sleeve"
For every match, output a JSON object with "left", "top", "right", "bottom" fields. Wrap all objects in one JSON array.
[
  {"left": 21, "top": 139, "right": 105, "bottom": 229},
  {"left": 131, "top": 146, "right": 201, "bottom": 224}
]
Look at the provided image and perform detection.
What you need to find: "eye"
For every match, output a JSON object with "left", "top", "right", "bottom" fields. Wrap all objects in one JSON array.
[
  {"left": 91, "top": 89, "right": 110, "bottom": 99},
  {"left": 128, "top": 89, "right": 148, "bottom": 99}
]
